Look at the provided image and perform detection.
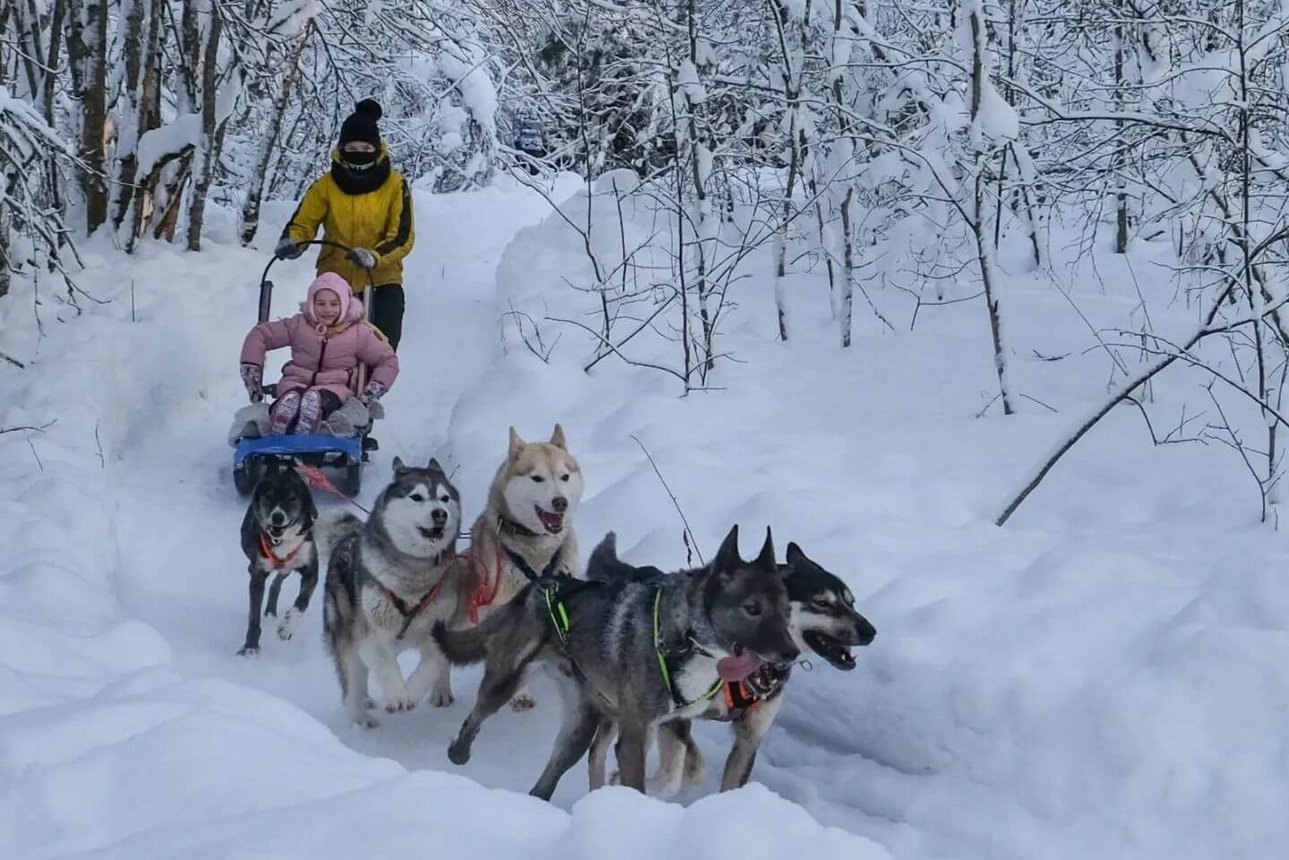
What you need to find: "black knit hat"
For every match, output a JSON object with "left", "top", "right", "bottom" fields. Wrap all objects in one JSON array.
[{"left": 339, "top": 99, "right": 382, "bottom": 147}]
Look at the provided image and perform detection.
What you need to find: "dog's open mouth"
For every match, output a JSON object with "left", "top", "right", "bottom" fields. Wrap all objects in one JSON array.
[
  {"left": 803, "top": 631, "right": 856, "bottom": 670},
  {"left": 716, "top": 643, "right": 764, "bottom": 682},
  {"left": 418, "top": 526, "right": 445, "bottom": 541},
  {"left": 535, "top": 506, "right": 564, "bottom": 534}
]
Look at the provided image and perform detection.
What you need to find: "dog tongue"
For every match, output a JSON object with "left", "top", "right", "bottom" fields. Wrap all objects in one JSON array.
[{"left": 716, "top": 652, "right": 763, "bottom": 682}]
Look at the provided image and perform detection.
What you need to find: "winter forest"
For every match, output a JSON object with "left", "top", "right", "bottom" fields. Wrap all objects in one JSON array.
[{"left": 3, "top": 1, "right": 1289, "bottom": 859}]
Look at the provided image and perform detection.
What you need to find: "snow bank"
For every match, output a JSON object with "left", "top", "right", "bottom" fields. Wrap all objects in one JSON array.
[{"left": 481, "top": 177, "right": 1289, "bottom": 860}]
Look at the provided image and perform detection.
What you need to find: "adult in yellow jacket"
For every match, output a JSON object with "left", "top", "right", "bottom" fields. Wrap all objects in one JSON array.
[{"left": 276, "top": 99, "right": 415, "bottom": 351}]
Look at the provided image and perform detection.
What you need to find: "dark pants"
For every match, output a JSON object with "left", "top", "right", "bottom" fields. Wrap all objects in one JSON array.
[{"left": 367, "top": 283, "right": 405, "bottom": 352}]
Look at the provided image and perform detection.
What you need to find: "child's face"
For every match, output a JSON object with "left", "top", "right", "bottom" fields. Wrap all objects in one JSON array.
[{"left": 313, "top": 289, "right": 342, "bottom": 325}]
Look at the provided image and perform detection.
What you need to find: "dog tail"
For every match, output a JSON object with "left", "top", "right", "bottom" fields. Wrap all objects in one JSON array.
[
  {"left": 314, "top": 508, "right": 362, "bottom": 563},
  {"left": 433, "top": 618, "right": 492, "bottom": 665},
  {"left": 585, "top": 531, "right": 623, "bottom": 582},
  {"left": 431, "top": 601, "right": 519, "bottom": 665},
  {"left": 586, "top": 531, "right": 660, "bottom": 583}
]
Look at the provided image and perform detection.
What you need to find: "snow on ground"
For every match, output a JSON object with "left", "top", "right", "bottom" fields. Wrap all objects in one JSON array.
[{"left": 1, "top": 169, "right": 1287, "bottom": 860}]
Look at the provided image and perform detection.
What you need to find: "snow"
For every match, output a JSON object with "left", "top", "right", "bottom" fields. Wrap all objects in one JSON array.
[
  {"left": 265, "top": 0, "right": 324, "bottom": 38},
  {"left": 3, "top": 169, "right": 1289, "bottom": 860}
]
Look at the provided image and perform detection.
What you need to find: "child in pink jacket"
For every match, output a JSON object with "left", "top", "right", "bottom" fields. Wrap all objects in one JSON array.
[{"left": 239, "top": 272, "right": 399, "bottom": 435}]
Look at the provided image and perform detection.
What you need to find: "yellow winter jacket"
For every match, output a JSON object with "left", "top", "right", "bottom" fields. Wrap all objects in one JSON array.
[{"left": 282, "top": 144, "right": 415, "bottom": 293}]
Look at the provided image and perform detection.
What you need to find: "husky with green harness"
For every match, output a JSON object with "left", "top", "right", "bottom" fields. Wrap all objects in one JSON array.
[
  {"left": 585, "top": 537, "right": 878, "bottom": 796},
  {"left": 430, "top": 523, "right": 801, "bottom": 801}
]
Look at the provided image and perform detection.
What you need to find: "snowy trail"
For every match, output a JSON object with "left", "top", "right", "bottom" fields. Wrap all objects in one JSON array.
[
  {"left": 109, "top": 182, "right": 605, "bottom": 803},
  {"left": 103, "top": 178, "right": 913, "bottom": 829}
]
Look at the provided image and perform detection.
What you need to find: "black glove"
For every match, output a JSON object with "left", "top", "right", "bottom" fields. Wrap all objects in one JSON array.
[
  {"left": 240, "top": 363, "right": 264, "bottom": 403},
  {"left": 275, "top": 237, "right": 304, "bottom": 260},
  {"left": 346, "top": 247, "right": 377, "bottom": 269}
]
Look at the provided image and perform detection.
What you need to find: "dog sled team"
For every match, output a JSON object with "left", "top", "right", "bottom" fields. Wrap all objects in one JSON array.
[
  {"left": 237, "top": 424, "right": 876, "bottom": 801},
  {"left": 230, "top": 98, "right": 877, "bottom": 802}
]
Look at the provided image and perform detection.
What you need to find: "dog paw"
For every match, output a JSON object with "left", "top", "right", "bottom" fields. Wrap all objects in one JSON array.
[
  {"left": 352, "top": 713, "right": 381, "bottom": 730},
  {"left": 384, "top": 695, "right": 417, "bottom": 713},
  {"left": 276, "top": 608, "right": 299, "bottom": 641},
  {"left": 447, "top": 740, "right": 472, "bottom": 766},
  {"left": 364, "top": 696, "right": 376, "bottom": 709},
  {"left": 237, "top": 645, "right": 260, "bottom": 657},
  {"left": 429, "top": 687, "right": 454, "bottom": 708},
  {"left": 646, "top": 775, "right": 681, "bottom": 798},
  {"left": 682, "top": 755, "right": 708, "bottom": 788},
  {"left": 509, "top": 693, "right": 536, "bottom": 712}
]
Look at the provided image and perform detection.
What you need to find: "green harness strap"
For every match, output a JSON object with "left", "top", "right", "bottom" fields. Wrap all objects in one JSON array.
[
  {"left": 542, "top": 584, "right": 722, "bottom": 711},
  {"left": 652, "top": 587, "right": 723, "bottom": 710},
  {"left": 544, "top": 585, "right": 571, "bottom": 647}
]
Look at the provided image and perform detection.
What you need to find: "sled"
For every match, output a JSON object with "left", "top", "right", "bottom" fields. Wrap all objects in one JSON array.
[{"left": 228, "top": 240, "right": 381, "bottom": 497}]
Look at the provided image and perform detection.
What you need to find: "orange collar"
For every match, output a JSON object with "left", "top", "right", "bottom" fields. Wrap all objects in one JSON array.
[{"left": 260, "top": 531, "right": 306, "bottom": 568}]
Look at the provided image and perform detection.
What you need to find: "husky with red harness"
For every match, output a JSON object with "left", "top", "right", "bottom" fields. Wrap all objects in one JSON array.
[
  {"left": 237, "top": 459, "right": 320, "bottom": 657},
  {"left": 317, "top": 457, "right": 472, "bottom": 728}
]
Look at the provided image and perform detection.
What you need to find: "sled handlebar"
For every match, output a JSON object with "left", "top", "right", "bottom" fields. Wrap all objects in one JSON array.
[{"left": 256, "top": 239, "right": 377, "bottom": 322}]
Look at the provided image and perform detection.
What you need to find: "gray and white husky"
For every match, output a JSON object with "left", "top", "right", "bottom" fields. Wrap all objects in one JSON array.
[
  {"left": 584, "top": 536, "right": 877, "bottom": 796},
  {"left": 237, "top": 460, "right": 319, "bottom": 657},
  {"left": 319, "top": 457, "right": 469, "bottom": 728},
  {"left": 431, "top": 524, "right": 800, "bottom": 800}
]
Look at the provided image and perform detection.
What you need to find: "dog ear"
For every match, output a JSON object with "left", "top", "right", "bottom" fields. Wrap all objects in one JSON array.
[
  {"left": 754, "top": 526, "right": 776, "bottom": 572},
  {"left": 392, "top": 455, "right": 406, "bottom": 473},
  {"left": 549, "top": 423, "right": 567, "bottom": 450},
  {"left": 508, "top": 426, "right": 526, "bottom": 460},
  {"left": 714, "top": 524, "right": 742, "bottom": 572},
  {"left": 785, "top": 542, "right": 806, "bottom": 566},
  {"left": 426, "top": 456, "right": 443, "bottom": 473}
]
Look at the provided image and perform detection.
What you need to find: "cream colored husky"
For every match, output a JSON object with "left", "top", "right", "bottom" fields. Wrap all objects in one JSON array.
[{"left": 452, "top": 423, "right": 584, "bottom": 710}]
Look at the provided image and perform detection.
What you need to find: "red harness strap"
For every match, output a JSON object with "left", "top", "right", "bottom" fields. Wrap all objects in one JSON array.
[
  {"left": 260, "top": 532, "right": 306, "bottom": 569},
  {"left": 461, "top": 542, "right": 507, "bottom": 623},
  {"left": 380, "top": 574, "right": 447, "bottom": 641}
]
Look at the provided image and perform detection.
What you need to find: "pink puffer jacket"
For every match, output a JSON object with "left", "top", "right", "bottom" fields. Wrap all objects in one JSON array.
[{"left": 239, "top": 272, "right": 399, "bottom": 400}]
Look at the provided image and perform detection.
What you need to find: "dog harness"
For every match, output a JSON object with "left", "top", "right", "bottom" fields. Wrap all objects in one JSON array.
[
  {"left": 381, "top": 581, "right": 444, "bottom": 640},
  {"left": 715, "top": 663, "right": 789, "bottom": 721},
  {"left": 378, "top": 547, "right": 456, "bottom": 640},
  {"left": 539, "top": 578, "right": 622, "bottom": 710},
  {"left": 505, "top": 545, "right": 566, "bottom": 584},
  {"left": 652, "top": 587, "right": 725, "bottom": 712},
  {"left": 260, "top": 531, "right": 307, "bottom": 569},
  {"left": 463, "top": 524, "right": 567, "bottom": 623}
]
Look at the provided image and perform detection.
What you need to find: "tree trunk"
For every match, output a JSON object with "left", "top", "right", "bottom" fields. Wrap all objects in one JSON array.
[
  {"left": 1113, "top": 2, "right": 1129, "bottom": 254},
  {"left": 238, "top": 29, "right": 310, "bottom": 246},
  {"left": 111, "top": 0, "right": 147, "bottom": 232},
  {"left": 123, "top": 0, "right": 165, "bottom": 252},
  {"left": 67, "top": 0, "right": 110, "bottom": 235},
  {"left": 185, "top": 6, "right": 224, "bottom": 251},
  {"left": 968, "top": 0, "right": 1013, "bottom": 414}
]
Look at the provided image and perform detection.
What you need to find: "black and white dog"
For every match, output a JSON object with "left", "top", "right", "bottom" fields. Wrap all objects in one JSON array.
[{"left": 237, "top": 460, "right": 319, "bottom": 656}]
